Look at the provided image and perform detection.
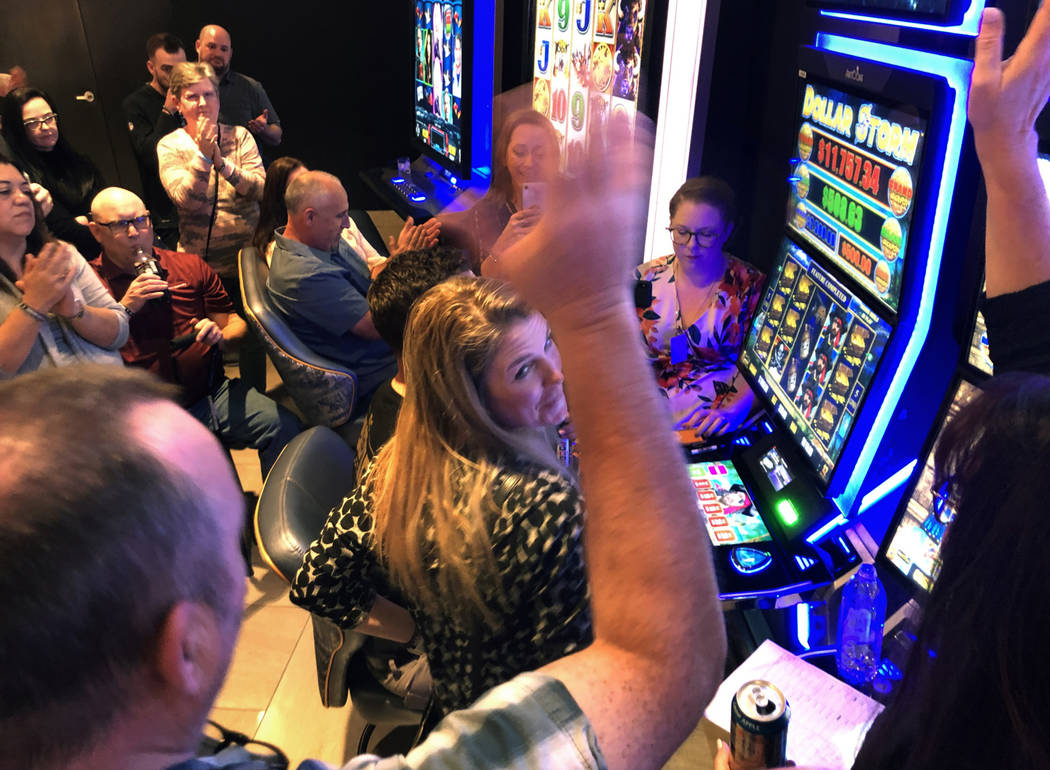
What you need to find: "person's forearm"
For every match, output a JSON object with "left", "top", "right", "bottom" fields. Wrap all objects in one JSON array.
[
  {"left": 219, "top": 314, "right": 247, "bottom": 349},
  {"left": 0, "top": 308, "right": 46, "bottom": 376},
  {"left": 69, "top": 306, "right": 124, "bottom": 349},
  {"left": 547, "top": 299, "right": 725, "bottom": 735},
  {"left": 355, "top": 594, "right": 415, "bottom": 644},
  {"left": 258, "top": 123, "right": 282, "bottom": 146},
  {"left": 977, "top": 134, "right": 1050, "bottom": 297}
]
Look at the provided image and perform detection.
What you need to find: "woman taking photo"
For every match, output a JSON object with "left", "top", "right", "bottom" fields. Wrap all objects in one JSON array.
[
  {"left": 0, "top": 88, "right": 105, "bottom": 259},
  {"left": 438, "top": 108, "right": 559, "bottom": 274},
  {"left": 292, "top": 276, "right": 590, "bottom": 715},
  {"left": 635, "top": 176, "right": 765, "bottom": 443},
  {"left": 0, "top": 154, "right": 128, "bottom": 376}
]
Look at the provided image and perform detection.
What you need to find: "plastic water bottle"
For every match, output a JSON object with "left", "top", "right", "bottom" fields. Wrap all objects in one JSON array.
[{"left": 835, "top": 563, "right": 886, "bottom": 686}]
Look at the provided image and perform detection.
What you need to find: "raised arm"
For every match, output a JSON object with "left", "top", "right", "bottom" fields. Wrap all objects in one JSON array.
[
  {"left": 157, "top": 133, "right": 214, "bottom": 213},
  {"left": 500, "top": 131, "right": 726, "bottom": 769},
  {"left": 969, "top": 5, "right": 1050, "bottom": 297}
]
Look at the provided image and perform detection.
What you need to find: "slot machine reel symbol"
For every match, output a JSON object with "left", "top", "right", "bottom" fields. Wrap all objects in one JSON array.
[
  {"left": 769, "top": 295, "right": 787, "bottom": 322},
  {"left": 844, "top": 326, "right": 870, "bottom": 358},
  {"left": 783, "top": 310, "right": 800, "bottom": 335},
  {"left": 829, "top": 363, "right": 853, "bottom": 396},
  {"left": 814, "top": 402, "right": 839, "bottom": 433},
  {"left": 551, "top": 88, "right": 568, "bottom": 123},
  {"left": 795, "top": 277, "right": 812, "bottom": 300}
]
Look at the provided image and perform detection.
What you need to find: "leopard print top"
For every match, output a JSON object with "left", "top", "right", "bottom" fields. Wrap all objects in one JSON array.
[{"left": 290, "top": 462, "right": 593, "bottom": 713}]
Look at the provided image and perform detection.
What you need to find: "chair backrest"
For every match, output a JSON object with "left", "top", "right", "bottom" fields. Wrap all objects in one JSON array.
[
  {"left": 239, "top": 246, "right": 358, "bottom": 428},
  {"left": 254, "top": 425, "right": 357, "bottom": 583}
]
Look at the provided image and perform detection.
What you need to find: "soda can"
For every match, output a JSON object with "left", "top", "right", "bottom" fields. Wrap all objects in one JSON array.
[{"left": 730, "top": 679, "right": 789, "bottom": 769}]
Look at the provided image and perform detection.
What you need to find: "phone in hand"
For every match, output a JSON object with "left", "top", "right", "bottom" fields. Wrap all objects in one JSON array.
[{"left": 521, "top": 181, "right": 548, "bottom": 211}]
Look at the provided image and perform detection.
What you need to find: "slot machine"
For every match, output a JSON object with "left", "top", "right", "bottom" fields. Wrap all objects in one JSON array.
[
  {"left": 362, "top": 0, "right": 497, "bottom": 218},
  {"left": 691, "top": 0, "right": 994, "bottom": 603}
]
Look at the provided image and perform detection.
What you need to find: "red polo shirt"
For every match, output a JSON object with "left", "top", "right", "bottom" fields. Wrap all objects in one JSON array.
[{"left": 90, "top": 248, "right": 234, "bottom": 405}]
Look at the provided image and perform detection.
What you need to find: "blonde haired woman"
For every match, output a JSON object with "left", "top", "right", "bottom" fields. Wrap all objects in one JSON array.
[{"left": 291, "top": 276, "right": 591, "bottom": 714}]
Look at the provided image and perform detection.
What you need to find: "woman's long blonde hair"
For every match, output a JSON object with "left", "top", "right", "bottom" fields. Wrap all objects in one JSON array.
[{"left": 370, "top": 276, "right": 565, "bottom": 626}]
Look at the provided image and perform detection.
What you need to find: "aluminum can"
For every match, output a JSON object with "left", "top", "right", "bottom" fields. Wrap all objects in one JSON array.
[{"left": 729, "top": 679, "right": 789, "bottom": 769}]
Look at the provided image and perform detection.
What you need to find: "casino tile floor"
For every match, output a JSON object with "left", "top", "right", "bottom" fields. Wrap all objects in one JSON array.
[{"left": 216, "top": 211, "right": 721, "bottom": 767}]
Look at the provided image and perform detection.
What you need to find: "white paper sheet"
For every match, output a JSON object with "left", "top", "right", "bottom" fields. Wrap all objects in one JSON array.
[{"left": 704, "top": 639, "right": 884, "bottom": 769}]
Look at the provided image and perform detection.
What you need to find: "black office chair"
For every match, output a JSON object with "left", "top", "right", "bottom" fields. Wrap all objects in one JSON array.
[
  {"left": 254, "top": 426, "right": 424, "bottom": 753},
  {"left": 238, "top": 246, "right": 362, "bottom": 446}
]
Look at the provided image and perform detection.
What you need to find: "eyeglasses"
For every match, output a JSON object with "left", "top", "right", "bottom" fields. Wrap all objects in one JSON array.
[
  {"left": 667, "top": 226, "right": 721, "bottom": 248},
  {"left": 23, "top": 113, "right": 57, "bottom": 131},
  {"left": 93, "top": 213, "right": 151, "bottom": 235}
]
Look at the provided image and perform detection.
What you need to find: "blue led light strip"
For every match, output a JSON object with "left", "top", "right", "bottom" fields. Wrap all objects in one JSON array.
[
  {"left": 820, "top": 0, "right": 984, "bottom": 37},
  {"left": 858, "top": 459, "right": 919, "bottom": 513},
  {"left": 816, "top": 34, "right": 972, "bottom": 516}
]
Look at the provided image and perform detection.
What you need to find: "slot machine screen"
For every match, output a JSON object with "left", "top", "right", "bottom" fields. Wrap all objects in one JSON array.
[
  {"left": 414, "top": 1, "right": 467, "bottom": 174},
  {"left": 689, "top": 461, "right": 773, "bottom": 547},
  {"left": 740, "top": 239, "right": 893, "bottom": 482},
  {"left": 787, "top": 75, "right": 928, "bottom": 314},
  {"left": 881, "top": 380, "right": 979, "bottom": 592}
]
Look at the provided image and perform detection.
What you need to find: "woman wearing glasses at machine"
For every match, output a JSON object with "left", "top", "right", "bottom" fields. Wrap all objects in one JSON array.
[{"left": 635, "top": 176, "right": 765, "bottom": 444}]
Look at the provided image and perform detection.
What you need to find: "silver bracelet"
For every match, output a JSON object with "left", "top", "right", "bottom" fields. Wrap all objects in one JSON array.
[{"left": 17, "top": 301, "right": 49, "bottom": 323}]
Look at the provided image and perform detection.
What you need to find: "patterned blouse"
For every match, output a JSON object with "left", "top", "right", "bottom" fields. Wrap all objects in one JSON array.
[
  {"left": 634, "top": 253, "right": 765, "bottom": 427},
  {"left": 290, "top": 461, "right": 593, "bottom": 713}
]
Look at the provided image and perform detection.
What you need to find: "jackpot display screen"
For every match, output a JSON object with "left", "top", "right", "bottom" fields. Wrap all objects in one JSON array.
[
  {"left": 689, "top": 461, "right": 772, "bottom": 548},
  {"left": 532, "top": 0, "right": 647, "bottom": 170},
  {"left": 741, "top": 239, "right": 893, "bottom": 482},
  {"left": 883, "top": 380, "right": 978, "bottom": 592},
  {"left": 415, "top": 1, "right": 464, "bottom": 167},
  {"left": 788, "top": 76, "right": 928, "bottom": 313}
]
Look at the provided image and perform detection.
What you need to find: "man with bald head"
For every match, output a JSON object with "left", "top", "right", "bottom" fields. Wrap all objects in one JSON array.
[
  {"left": 196, "top": 24, "right": 282, "bottom": 148},
  {"left": 267, "top": 170, "right": 396, "bottom": 406},
  {"left": 87, "top": 186, "right": 300, "bottom": 477}
]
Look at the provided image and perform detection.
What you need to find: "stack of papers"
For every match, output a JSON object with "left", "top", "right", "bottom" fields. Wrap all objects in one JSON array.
[{"left": 704, "top": 640, "right": 884, "bottom": 768}]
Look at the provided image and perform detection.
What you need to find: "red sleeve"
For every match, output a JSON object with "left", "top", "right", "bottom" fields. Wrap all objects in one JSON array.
[{"left": 196, "top": 257, "right": 236, "bottom": 316}]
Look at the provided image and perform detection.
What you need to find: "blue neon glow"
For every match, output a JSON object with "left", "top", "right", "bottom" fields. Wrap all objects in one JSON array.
[
  {"left": 470, "top": 0, "right": 495, "bottom": 180},
  {"left": 806, "top": 512, "right": 848, "bottom": 544},
  {"left": 816, "top": 35, "right": 973, "bottom": 516},
  {"left": 390, "top": 177, "right": 405, "bottom": 184},
  {"left": 820, "top": 0, "right": 984, "bottom": 36},
  {"left": 795, "top": 603, "right": 811, "bottom": 651},
  {"left": 859, "top": 459, "right": 919, "bottom": 513},
  {"left": 410, "top": 194, "right": 426, "bottom": 203},
  {"left": 730, "top": 546, "right": 774, "bottom": 575}
]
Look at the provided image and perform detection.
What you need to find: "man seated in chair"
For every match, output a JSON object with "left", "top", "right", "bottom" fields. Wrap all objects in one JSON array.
[
  {"left": 88, "top": 187, "right": 301, "bottom": 478},
  {"left": 266, "top": 170, "right": 398, "bottom": 408},
  {"left": 0, "top": 125, "right": 726, "bottom": 768},
  {"left": 356, "top": 245, "right": 471, "bottom": 479}
]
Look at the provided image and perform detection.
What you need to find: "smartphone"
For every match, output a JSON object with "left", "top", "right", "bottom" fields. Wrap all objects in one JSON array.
[{"left": 521, "top": 181, "right": 548, "bottom": 211}]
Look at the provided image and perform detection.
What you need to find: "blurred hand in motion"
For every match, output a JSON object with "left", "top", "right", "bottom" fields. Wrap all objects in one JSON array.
[
  {"left": 968, "top": 5, "right": 1050, "bottom": 160},
  {"left": 29, "top": 183, "right": 52, "bottom": 217},
  {"left": 389, "top": 216, "right": 441, "bottom": 256},
  {"left": 497, "top": 124, "right": 654, "bottom": 328}
]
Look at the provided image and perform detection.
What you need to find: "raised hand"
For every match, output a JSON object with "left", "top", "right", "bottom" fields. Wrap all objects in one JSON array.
[
  {"left": 18, "top": 241, "right": 75, "bottom": 314},
  {"left": 195, "top": 115, "right": 220, "bottom": 166},
  {"left": 969, "top": 5, "right": 1050, "bottom": 160},
  {"left": 497, "top": 123, "right": 653, "bottom": 328}
]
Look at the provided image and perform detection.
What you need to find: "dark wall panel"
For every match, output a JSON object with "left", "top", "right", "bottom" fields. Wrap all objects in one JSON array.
[{"left": 171, "top": 1, "right": 414, "bottom": 210}]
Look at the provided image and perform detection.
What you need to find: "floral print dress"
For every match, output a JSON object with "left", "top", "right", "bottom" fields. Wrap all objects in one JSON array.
[{"left": 634, "top": 253, "right": 765, "bottom": 427}]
